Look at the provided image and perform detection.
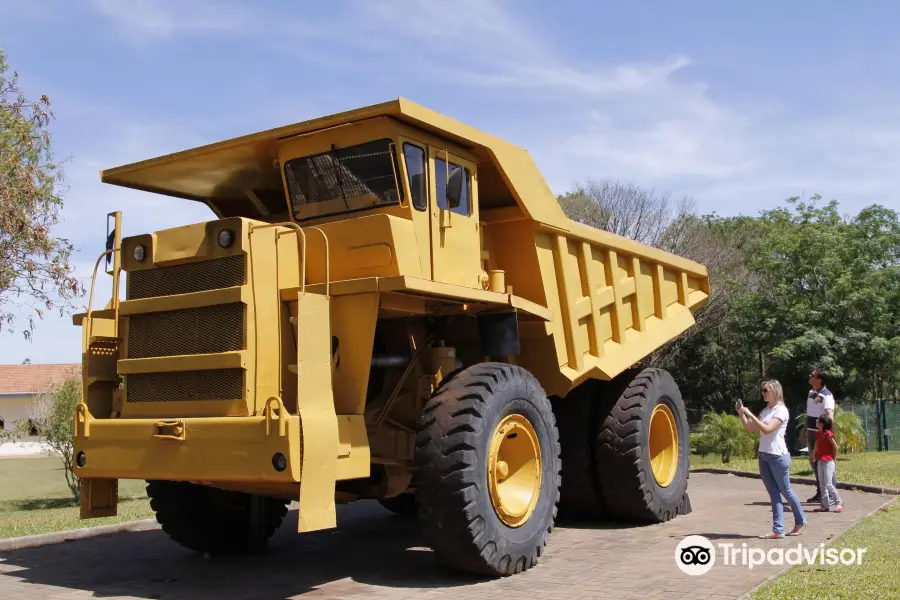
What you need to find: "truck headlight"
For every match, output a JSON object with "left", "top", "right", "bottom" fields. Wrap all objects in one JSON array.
[
  {"left": 133, "top": 245, "right": 146, "bottom": 262},
  {"left": 218, "top": 229, "right": 235, "bottom": 248}
]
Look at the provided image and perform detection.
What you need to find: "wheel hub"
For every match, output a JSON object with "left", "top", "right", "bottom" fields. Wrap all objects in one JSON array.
[
  {"left": 487, "top": 414, "right": 542, "bottom": 527},
  {"left": 649, "top": 403, "right": 678, "bottom": 487}
]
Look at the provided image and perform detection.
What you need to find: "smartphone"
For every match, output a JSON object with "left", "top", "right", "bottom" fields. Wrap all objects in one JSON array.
[{"left": 734, "top": 398, "right": 743, "bottom": 412}]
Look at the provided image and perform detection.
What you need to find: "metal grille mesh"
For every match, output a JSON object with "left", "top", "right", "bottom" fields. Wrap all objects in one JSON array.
[
  {"left": 127, "top": 304, "right": 243, "bottom": 358},
  {"left": 127, "top": 255, "right": 245, "bottom": 300},
  {"left": 126, "top": 369, "right": 243, "bottom": 402},
  {"left": 284, "top": 138, "right": 401, "bottom": 208}
]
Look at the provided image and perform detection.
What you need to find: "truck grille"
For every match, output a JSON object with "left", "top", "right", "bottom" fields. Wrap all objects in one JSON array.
[
  {"left": 127, "top": 255, "right": 245, "bottom": 300},
  {"left": 124, "top": 253, "right": 248, "bottom": 407},
  {"left": 126, "top": 369, "right": 244, "bottom": 402},
  {"left": 127, "top": 303, "right": 244, "bottom": 358}
]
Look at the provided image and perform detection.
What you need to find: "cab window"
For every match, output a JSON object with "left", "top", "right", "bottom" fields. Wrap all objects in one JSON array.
[
  {"left": 284, "top": 138, "right": 403, "bottom": 220},
  {"left": 403, "top": 143, "right": 427, "bottom": 211},
  {"left": 435, "top": 157, "right": 470, "bottom": 216}
]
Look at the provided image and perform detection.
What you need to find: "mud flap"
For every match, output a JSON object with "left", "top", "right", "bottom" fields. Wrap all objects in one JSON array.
[
  {"left": 79, "top": 478, "right": 118, "bottom": 519},
  {"left": 295, "top": 291, "right": 339, "bottom": 532}
]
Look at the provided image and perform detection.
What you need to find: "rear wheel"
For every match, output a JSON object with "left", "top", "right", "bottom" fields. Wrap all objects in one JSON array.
[
  {"left": 415, "top": 362, "right": 561, "bottom": 576},
  {"left": 555, "top": 368, "right": 691, "bottom": 523},
  {"left": 553, "top": 381, "right": 606, "bottom": 520},
  {"left": 595, "top": 368, "right": 691, "bottom": 522},
  {"left": 146, "top": 480, "right": 289, "bottom": 555}
]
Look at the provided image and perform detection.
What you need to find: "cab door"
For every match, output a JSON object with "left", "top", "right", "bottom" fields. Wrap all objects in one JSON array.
[{"left": 428, "top": 148, "right": 481, "bottom": 288}]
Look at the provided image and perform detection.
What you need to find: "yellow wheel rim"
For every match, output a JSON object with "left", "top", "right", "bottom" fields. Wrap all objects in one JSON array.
[
  {"left": 487, "top": 414, "right": 542, "bottom": 528},
  {"left": 649, "top": 403, "right": 679, "bottom": 488}
]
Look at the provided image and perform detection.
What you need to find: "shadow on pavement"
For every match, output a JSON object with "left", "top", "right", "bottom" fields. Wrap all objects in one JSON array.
[
  {"left": 1, "top": 501, "right": 490, "bottom": 598},
  {"left": 0, "top": 499, "right": 663, "bottom": 599},
  {"left": 673, "top": 532, "right": 761, "bottom": 540}
]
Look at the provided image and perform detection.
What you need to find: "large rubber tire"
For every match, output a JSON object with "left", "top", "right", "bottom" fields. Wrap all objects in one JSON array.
[
  {"left": 415, "top": 362, "right": 561, "bottom": 577},
  {"left": 146, "top": 480, "right": 290, "bottom": 555},
  {"left": 594, "top": 368, "right": 690, "bottom": 522},
  {"left": 552, "top": 380, "right": 607, "bottom": 520}
]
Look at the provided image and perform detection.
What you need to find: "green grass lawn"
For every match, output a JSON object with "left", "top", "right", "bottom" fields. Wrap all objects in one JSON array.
[
  {"left": 693, "top": 450, "right": 900, "bottom": 597},
  {"left": 0, "top": 456, "right": 154, "bottom": 539},
  {"left": 749, "top": 498, "right": 900, "bottom": 599},
  {"left": 691, "top": 451, "right": 900, "bottom": 489}
]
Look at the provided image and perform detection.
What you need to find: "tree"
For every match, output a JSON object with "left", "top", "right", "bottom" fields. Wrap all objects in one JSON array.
[
  {"left": 558, "top": 178, "right": 695, "bottom": 247},
  {"left": 794, "top": 407, "right": 868, "bottom": 454},
  {"left": 730, "top": 197, "right": 900, "bottom": 404},
  {"left": 691, "top": 412, "right": 757, "bottom": 463},
  {"left": 1, "top": 49, "right": 82, "bottom": 339},
  {"left": 27, "top": 378, "right": 81, "bottom": 501}
]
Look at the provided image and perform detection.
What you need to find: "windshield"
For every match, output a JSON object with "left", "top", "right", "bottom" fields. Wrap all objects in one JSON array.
[{"left": 284, "top": 138, "right": 403, "bottom": 220}]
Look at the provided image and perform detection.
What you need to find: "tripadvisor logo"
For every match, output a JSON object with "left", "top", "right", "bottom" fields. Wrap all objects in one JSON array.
[
  {"left": 675, "top": 536, "right": 868, "bottom": 575},
  {"left": 675, "top": 535, "right": 716, "bottom": 576}
]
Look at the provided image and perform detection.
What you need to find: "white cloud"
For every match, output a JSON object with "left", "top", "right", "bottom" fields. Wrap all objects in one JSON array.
[
  {"left": 88, "top": 0, "right": 248, "bottom": 38},
  {"left": 370, "top": 2, "right": 896, "bottom": 216},
  {"left": 359, "top": 0, "right": 693, "bottom": 98}
]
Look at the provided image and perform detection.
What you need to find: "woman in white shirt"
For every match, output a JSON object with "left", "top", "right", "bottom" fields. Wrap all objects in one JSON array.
[{"left": 738, "top": 380, "right": 807, "bottom": 539}]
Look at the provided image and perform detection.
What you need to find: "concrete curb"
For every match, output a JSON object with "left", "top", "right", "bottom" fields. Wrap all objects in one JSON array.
[
  {"left": 692, "top": 467, "right": 900, "bottom": 496},
  {"left": 0, "top": 518, "right": 160, "bottom": 553}
]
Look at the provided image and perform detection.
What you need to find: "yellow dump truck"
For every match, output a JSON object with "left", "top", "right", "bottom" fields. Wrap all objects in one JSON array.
[{"left": 73, "top": 98, "right": 709, "bottom": 576}]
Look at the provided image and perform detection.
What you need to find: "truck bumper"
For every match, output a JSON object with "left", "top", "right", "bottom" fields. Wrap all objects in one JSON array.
[{"left": 73, "top": 413, "right": 302, "bottom": 484}]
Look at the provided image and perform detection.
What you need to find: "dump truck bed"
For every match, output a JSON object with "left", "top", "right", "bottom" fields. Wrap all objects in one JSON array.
[{"left": 534, "top": 221, "right": 708, "bottom": 390}]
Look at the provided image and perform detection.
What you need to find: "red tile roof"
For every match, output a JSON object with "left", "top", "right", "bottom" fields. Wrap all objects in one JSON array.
[{"left": 0, "top": 363, "right": 81, "bottom": 395}]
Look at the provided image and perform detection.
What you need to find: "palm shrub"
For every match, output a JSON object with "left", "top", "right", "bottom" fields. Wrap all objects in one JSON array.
[
  {"left": 691, "top": 412, "right": 757, "bottom": 463},
  {"left": 794, "top": 407, "right": 867, "bottom": 454}
]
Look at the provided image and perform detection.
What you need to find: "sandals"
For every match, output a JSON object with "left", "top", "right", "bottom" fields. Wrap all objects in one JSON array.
[
  {"left": 759, "top": 532, "right": 785, "bottom": 539},
  {"left": 787, "top": 524, "right": 806, "bottom": 536}
]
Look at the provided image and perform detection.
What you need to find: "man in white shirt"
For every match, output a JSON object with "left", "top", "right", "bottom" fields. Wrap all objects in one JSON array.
[{"left": 806, "top": 368, "right": 836, "bottom": 503}]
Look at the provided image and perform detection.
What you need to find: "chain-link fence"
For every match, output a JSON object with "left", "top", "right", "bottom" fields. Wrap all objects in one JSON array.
[{"left": 843, "top": 400, "right": 899, "bottom": 451}]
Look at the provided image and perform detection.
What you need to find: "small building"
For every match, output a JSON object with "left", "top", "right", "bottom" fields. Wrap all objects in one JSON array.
[{"left": 0, "top": 363, "right": 81, "bottom": 434}]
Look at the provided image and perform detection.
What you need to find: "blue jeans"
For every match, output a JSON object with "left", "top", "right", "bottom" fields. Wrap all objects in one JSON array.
[{"left": 758, "top": 452, "right": 807, "bottom": 535}]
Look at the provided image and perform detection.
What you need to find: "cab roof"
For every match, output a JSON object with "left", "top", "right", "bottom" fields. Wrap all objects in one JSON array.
[{"left": 100, "top": 97, "right": 567, "bottom": 224}]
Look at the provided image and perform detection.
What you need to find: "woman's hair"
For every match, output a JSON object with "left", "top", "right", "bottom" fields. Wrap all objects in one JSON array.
[
  {"left": 761, "top": 380, "right": 784, "bottom": 404},
  {"left": 818, "top": 415, "right": 834, "bottom": 431}
]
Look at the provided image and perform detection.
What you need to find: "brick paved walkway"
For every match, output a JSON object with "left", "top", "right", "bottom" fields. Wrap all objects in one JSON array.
[{"left": 0, "top": 473, "right": 891, "bottom": 600}]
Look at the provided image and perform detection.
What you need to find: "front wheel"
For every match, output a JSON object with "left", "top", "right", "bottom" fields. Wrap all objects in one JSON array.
[
  {"left": 414, "top": 362, "right": 561, "bottom": 577},
  {"left": 146, "top": 480, "right": 290, "bottom": 556}
]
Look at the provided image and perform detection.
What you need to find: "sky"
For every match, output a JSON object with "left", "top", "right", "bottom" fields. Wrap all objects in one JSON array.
[{"left": 2, "top": 0, "right": 900, "bottom": 364}]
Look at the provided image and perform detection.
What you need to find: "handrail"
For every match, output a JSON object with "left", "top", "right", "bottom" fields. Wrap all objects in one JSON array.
[
  {"left": 250, "top": 222, "right": 307, "bottom": 294},
  {"left": 253, "top": 222, "right": 331, "bottom": 297},
  {"left": 248, "top": 222, "right": 332, "bottom": 413},
  {"left": 306, "top": 226, "right": 331, "bottom": 297},
  {"left": 84, "top": 249, "right": 116, "bottom": 342},
  {"left": 264, "top": 396, "right": 288, "bottom": 437}
]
